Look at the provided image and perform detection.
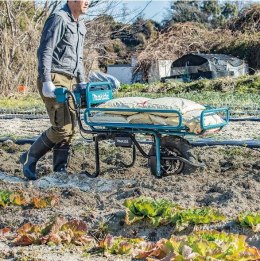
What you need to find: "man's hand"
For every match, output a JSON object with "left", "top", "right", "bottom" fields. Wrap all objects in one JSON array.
[
  {"left": 42, "top": 81, "right": 56, "bottom": 98},
  {"left": 79, "top": 82, "right": 87, "bottom": 89}
]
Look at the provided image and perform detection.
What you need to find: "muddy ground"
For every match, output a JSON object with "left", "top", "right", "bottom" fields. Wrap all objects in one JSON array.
[{"left": 0, "top": 118, "right": 259, "bottom": 260}]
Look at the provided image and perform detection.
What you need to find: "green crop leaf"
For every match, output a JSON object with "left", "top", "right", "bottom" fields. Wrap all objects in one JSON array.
[
  {"left": 238, "top": 212, "right": 260, "bottom": 232},
  {"left": 41, "top": 218, "right": 91, "bottom": 246},
  {"left": 100, "top": 234, "right": 144, "bottom": 255},
  {"left": 19, "top": 223, "right": 42, "bottom": 235},
  {"left": 0, "top": 190, "right": 13, "bottom": 207},
  {"left": 13, "top": 234, "right": 39, "bottom": 246},
  {"left": 124, "top": 198, "right": 141, "bottom": 216},
  {"left": 99, "top": 234, "right": 113, "bottom": 249},
  {"left": 149, "top": 216, "right": 167, "bottom": 227},
  {"left": 13, "top": 223, "right": 42, "bottom": 245},
  {"left": 181, "top": 245, "right": 197, "bottom": 259},
  {"left": 0, "top": 190, "right": 59, "bottom": 209},
  {"left": 125, "top": 209, "right": 144, "bottom": 225},
  {"left": 32, "top": 198, "right": 48, "bottom": 208},
  {"left": 151, "top": 238, "right": 175, "bottom": 259},
  {"left": 186, "top": 231, "right": 260, "bottom": 260},
  {"left": 61, "top": 220, "right": 88, "bottom": 235},
  {"left": 60, "top": 219, "right": 90, "bottom": 245},
  {"left": 132, "top": 241, "right": 157, "bottom": 259},
  {"left": 32, "top": 195, "right": 59, "bottom": 209},
  {"left": 133, "top": 199, "right": 165, "bottom": 217},
  {"left": 9, "top": 193, "right": 27, "bottom": 206},
  {"left": 133, "top": 238, "right": 176, "bottom": 260},
  {"left": 114, "top": 241, "right": 132, "bottom": 255},
  {"left": 138, "top": 231, "right": 260, "bottom": 260},
  {"left": 0, "top": 190, "right": 28, "bottom": 207},
  {"left": 124, "top": 197, "right": 180, "bottom": 226},
  {"left": 173, "top": 207, "right": 226, "bottom": 231},
  {"left": 124, "top": 197, "right": 226, "bottom": 229},
  {"left": 41, "top": 216, "right": 67, "bottom": 236},
  {"left": 97, "top": 231, "right": 260, "bottom": 260}
]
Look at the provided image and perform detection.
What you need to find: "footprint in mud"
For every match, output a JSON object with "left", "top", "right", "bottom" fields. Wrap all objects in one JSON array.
[
  {"left": 252, "top": 161, "right": 260, "bottom": 170},
  {"left": 116, "top": 188, "right": 142, "bottom": 200},
  {"left": 253, "top": 173, "right": 260, "bottom": 182},
  {"left": 199, "top": 190, "right": 233, "bottom": 206}
]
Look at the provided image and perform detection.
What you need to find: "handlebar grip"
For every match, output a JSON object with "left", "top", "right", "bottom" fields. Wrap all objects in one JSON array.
[{"left": 54, "top": 87, "right": 67, "bottom": 103}]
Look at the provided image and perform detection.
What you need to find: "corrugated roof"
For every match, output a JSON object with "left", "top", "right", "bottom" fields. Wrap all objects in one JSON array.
[{"left": 194, "top": 53, "right": 244, "bottom": 67}]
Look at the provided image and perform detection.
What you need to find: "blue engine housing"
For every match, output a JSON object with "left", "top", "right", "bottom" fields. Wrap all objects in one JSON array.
[{"left": 54, "top": 82, "right": 113, "bottom": 108}]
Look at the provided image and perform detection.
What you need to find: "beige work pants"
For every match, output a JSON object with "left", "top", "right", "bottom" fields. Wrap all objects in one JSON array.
[{"left": 37, "top": 73, "right": 78, "bottom": 144}]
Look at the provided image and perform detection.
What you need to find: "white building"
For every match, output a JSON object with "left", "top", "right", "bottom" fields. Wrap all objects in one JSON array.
[
  {"left": 107, "top": 64, "right": 133, "bottom": 84},
  {"left": 168, "top": 53, "right": 248, "bottom": 81},
  {"left": 148, "top": 60, "right": 173, "bottom": 83},
  {"left": 107, "top": 57, "right": 174, "bottom": 84}
]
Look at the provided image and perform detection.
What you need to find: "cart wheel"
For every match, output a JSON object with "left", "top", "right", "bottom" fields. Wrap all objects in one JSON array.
[{"left": 149, "top": 136, "right": 197, "bottom": 176}]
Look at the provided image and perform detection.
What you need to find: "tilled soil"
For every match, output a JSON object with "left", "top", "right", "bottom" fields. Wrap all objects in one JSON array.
[{"left": 0, "top": 118, "right": 259, "bottom": 260}]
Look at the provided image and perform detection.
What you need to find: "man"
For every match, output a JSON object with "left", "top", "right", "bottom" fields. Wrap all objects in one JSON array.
[{"left": 20, "top": 0, "right": 89, "bottom": 180}]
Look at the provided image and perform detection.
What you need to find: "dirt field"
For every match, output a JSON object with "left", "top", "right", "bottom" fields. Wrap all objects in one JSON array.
[{"left": 0, "top": 118, "right": 259, "bottom": 260}]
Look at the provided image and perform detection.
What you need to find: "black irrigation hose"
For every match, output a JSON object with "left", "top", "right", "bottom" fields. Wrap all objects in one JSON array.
[
  {"left": 229, "top": 117, "right": 260, "bottom": 122},
  {"left": 137, "top": 139, "right": 260, "bottom": 149},
  {"left": 190, "top": 140, "right": 260, "bottom": 149},
  {"left": 0, "top": 137, "right": 260, "bottom": 148},
  {"left": 0, "top": 138, "right": 37, "bottom": 145},
  {"left": 1, "top": 114, "right": 260, "bottom": 122}
]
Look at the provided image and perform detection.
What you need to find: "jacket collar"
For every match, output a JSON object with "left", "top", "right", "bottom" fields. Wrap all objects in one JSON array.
[{"left": 62, "top": 3, "right": 84, "bottom": 22}]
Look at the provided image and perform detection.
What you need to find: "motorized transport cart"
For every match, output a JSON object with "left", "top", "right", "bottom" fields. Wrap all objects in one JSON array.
[{"left": 55, "top": 82, "right": 230, "bottom": 178}]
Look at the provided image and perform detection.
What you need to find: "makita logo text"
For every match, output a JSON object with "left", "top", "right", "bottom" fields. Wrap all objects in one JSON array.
[{"left": 92, "top": 93, "right": 109, "bottom": 101}]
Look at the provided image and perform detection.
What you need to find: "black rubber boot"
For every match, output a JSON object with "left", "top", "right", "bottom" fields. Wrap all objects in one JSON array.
[
  {"left": 53, "top": 141, "right": 71, "bottom": 172},
  {"left": 20, "top": 133, "right": 55, "bottom": 180}
]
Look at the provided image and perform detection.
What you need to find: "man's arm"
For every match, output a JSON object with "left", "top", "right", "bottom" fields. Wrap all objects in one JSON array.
[
  {"left": 77, "top": 22, "right": 87, "bottom": 83},
  {"left": 77, "top": 56, "right": 86, "bottom": 83},
  {"left": 37, "top": 15, "right": 66, "bottom": 82}
]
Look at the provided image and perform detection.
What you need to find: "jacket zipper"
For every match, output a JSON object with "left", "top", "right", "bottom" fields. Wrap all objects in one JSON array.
[{"left": 73, "top": 22, "right": 80, "bottom": 76}]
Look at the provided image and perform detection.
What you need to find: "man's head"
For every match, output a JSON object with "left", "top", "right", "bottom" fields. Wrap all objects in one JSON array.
[{"left": 67, "top": 0, "right": 89, "bottom": 18}]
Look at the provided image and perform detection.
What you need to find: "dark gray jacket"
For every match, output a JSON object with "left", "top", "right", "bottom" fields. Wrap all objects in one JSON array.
[{"left": 37, "top": 4, "right": 86, "bottom": 83}]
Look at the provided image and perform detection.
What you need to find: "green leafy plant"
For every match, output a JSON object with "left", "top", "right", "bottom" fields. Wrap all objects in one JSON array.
[
  {"left": 98, "top": 231, "right": 260, "bottom": 260},
  {"left": 99, "top": 234, "right": 144, "bottom": 255},
  {"left": 238, "top": 212, "right": 260, "bottom": 232},
  {"left": 124, "top": 197, "right": 181, "bottom": 226},
  {"left": 0, "top": 190, "right": 27, "bottom": 207},
  {"left": 13, "top": 217, "right": 94, "bottom": 246},
  {"left": 0, "top": 190, "right": 58, "bottom": 209},
  {"left": 31, "top": 195, "right": 59, "bottom": 209},
  {"left": 155, "top": 232, "right": 259, "bottom": 260},
  {"left": 124, "top": 197, "right": 225, "bottom": 229},
  {"left": 172, "top": 207, "right": 226, "bottom": 231},
  {"left": 185, "top": 231, "right": 260, "bottom": 260}
]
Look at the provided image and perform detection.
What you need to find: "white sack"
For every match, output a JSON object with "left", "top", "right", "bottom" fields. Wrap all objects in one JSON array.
[
  {"left": 150, "top": 110, "right": 223, "bottom": 134},
  {"left": 144, "top": 97, "right": 205, "bottom": 116},
  {"left": 127, "top": 113, "right": 153, "bottom": 124},
  {"left": 94, "top": 96, "right": 224, "bottom": 134},
  {"left": 98, "top": 97, "right": 150, "bottom": 115},
  {"left": 182, "top": 110, "right": 224, "bottom": 134},
  {"left": 89, "top": 113, "right": 128, "bottom": 123}
]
